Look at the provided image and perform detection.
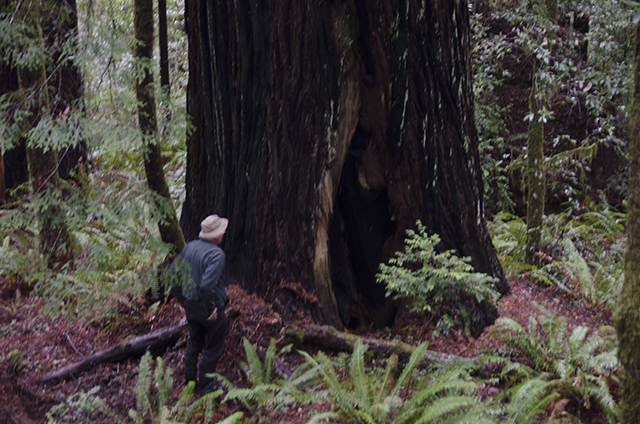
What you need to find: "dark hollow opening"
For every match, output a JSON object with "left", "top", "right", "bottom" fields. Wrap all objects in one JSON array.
[{"left": 329, "top": 126, "right": 396, "bottom": 329}]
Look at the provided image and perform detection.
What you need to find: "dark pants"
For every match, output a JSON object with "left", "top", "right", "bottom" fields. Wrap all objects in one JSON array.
[{"left": 182, "top": 302, "right": 227, "bottom": 395}]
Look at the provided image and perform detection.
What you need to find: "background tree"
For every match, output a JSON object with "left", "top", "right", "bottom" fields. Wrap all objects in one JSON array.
[
  {"left": 615, "top": 3, "right": 640, "bottom": 421},
  {"left": 525, "top": 0, "right": 557, "bottom": 265},
  {"left": 181, "top": 0, "right": 506, "bottom": 332},
  {"left": 6, "top": 0, "right": 74, "bottom": 268},
  {"left": 1, "top": 0, "right": 85, "bottom": 193},
  {"left": 133, "top": 0, "right": 185, "bottom": 257}
]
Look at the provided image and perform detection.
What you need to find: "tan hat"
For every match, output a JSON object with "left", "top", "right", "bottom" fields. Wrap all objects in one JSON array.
[{"left": 199, "top": 214, "right": 228, "bottom": 240}]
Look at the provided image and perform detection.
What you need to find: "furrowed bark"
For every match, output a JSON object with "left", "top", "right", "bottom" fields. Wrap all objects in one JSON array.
[{"left": 183, "top": 0, "right": 505, "bottom": 331}]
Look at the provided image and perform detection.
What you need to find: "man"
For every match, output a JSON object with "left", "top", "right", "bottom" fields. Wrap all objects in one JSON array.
[{"left": 170, "top": 214, "right": 228, "bottom": 396}]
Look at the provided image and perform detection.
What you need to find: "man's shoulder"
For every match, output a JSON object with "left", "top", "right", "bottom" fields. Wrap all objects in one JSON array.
[{"left": 184, "top": 239, "right": 223, "bottom": 255}]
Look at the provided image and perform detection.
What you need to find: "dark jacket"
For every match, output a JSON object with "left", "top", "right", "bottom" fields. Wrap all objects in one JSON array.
[{"left": 170, "top": 239, "right": 226, "bottom": 315}]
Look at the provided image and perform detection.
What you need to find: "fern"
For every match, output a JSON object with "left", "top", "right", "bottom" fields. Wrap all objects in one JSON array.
[
  {"left": 491, "top": 309, "right": 619, "bottom": 423},
  {"left": 535, "top": 238, "right": 623, "bottom": 310},
  {"left": 302, "top": 339, "right": 495, "bottom": 424},
  {"left": 129, "top": 351, "right": 235, "bottom": 424},
  {"left": 0, "top": 171, "right": 175, "bottom": 321},
  {"left": 214, "top": 337, "right": 316, "bottom": 422}
]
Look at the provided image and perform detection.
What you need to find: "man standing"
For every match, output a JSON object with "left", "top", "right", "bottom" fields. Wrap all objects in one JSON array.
[{"left": 170, "top": 214, "right": 228, "bottom": 396}]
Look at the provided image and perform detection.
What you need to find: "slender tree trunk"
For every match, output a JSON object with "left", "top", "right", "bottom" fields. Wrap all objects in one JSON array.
[
  {"left": 158, "top": 0, "right": 170, "bottom": 92},
  {"left": 615, "top": 22, "right": 640, "bottom": 424},
  {"left": 183, "top": 0, "right": 505, "bottom": 331},
  {"left": 15, "top": 0, "right": 73, "bottom": 269},
  {"left": 0, "top": 153, "right": 5, "bottom": 203},
  {"left": 133, "top": 0, "right": 185, "bottom": 257},
  {"left": 525, "top": 70, "right": 545, "bottom": 265},
  {"left": 158, "top": 0, "right": 171, "bottom": 123}
]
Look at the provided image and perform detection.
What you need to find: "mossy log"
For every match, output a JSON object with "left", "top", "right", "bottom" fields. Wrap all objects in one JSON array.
[
  {"left": 39, "top": 318, "right": 187, "bottom": 384},
  {"left": 285, "top": 324, "right": 476, "bottom": 367}
]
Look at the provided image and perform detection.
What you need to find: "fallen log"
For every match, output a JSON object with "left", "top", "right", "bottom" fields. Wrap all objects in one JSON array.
[
  {"left": 40, "top": 318, "right": 188, "bottom": 384},
  {"left": 285, "top": 324, "right": 477, "bottom": 367}
]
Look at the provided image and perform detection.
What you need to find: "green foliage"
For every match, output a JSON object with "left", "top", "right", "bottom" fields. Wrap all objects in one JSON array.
[
  {"left": 489, "top": 198, "right": 625, "bottom": 311},
  {"left": 46, "top": 386, "right": 124, "bottom": 424},
  {"left": 301, "top": 339, "right": 496, "bottom": 424},
  {"left": 536, "top": 238, "right": 623, "bottom": 310},
  {"left": 215, "top": 337, "right": 318, "bottom": 422},
  {"left": 130, "top": 351, "right": 242, "bottom": 424},
  {"left": 471, "top": 10, "right": 515, "bottom": 215},
  {"left": 0, "top": 172, "right": 175, "bottom": 320},
  {"left": 490, "top": 308, "right": 618, "bottom": 422},
  {"left": 377, "top": 221, "right": 500, "bottom": 335},
  {"left": 5, "top": 349, "right": 24, "bottom": 375}
]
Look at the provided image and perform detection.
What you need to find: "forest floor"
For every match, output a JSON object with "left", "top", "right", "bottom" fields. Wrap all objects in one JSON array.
[{"left": 0, "top": 278, "right": 613, "bottom": 424}]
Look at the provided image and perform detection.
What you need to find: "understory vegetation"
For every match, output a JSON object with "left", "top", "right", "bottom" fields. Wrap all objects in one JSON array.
[{"left": 0, "top": 0, "right": 635, "bottom": 423}]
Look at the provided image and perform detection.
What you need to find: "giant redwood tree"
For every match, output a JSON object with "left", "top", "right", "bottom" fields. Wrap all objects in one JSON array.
[{"left": 181, "top": 0, "right": 506, "bottom": 331}]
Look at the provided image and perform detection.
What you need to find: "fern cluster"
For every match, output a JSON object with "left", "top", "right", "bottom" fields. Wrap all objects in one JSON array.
[
  {"left": 488, "top": 307, "right": 618, "bottom": 423},
  {"left": 0, "top": 171, "right": 177, "bottom": 320},
  {"left": 301, "top": 338, "right": 497, "bottom": 424},
  {"left": 130, "top": 351, "right": 243, "bottom": 424},
  {"left": 214, "top": 337, "right": 318, "bottom": 422},
  {"left": 377, "top": 221, "right": 500, "bottom": 335},
  {"left": 489, "top": 199, "right": 625, "bottom": 311}
]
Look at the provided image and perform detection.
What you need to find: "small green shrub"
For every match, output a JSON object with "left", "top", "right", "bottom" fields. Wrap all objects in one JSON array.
[
  {"left": 377, "top": 221, "right": 500, "bottom": 335},
  {"left": 46, "top": 387, "right": 123, "bottom": 424}
]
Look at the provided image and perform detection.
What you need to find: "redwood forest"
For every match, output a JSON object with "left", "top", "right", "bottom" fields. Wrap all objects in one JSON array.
[{"left": 1, "top": 0, "right": 639, "bottom": 422}]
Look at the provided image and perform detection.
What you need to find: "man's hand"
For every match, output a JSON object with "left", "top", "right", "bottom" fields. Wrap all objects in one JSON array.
[{"left": 206, "top": 307, "right": 218, "bottom": 322}]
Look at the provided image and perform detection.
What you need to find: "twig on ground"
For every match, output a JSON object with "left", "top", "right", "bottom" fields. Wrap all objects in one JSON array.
[{"left": 64, "top": 332, "right": 84, "bottom": 357}]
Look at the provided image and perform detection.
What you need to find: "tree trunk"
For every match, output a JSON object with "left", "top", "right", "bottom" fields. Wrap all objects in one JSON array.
[
  {"left": 525, "top": 71, "right": 545, "bottom": 266},
  {"left": 0, "top": 153, "right": 5, "bottom": 203},
  {"left": 43, "top": 0, "right": 87, "bottom": 180},
  {"left": 183, "top": 0, "right": 506, "bottom": 330},
  {"left": 15, "top": 0, "right": 73, "bottom": 269},
  {"left": 158, "top": 0, "right": 171, "bottom": 124},
  {"left": 159, "top": 0, "right": 170, "bottom": 93},
  {"left": 133, "top": 0, "right": 185, "bottom": 257},
  {"left": 615, "top": 21, "right": 640, "bottom": 424}
]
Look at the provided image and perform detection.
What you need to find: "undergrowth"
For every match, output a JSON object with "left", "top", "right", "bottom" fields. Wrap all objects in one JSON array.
[
  {"left": 487, "top": 305, "right": 618, "bottom": 423},
  {"left": 377, "top": 221, "right": 500, "bottom": 336},
  {"left": 0, "top": 170, "right": 173, "bottom": 320},
  {"left": 488, "top": 198, "right": 625, "bottom": 311},
  {"left": 302, "top": 338, "right": 497, "bottom": 424},
  {"left": 214, "top": 337, "right": 319, "bottom": 423}
]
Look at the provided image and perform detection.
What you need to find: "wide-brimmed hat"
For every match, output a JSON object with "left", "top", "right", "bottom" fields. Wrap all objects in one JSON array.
[{"left": 199, "top": 214, "right": 228, "bottom": 240}]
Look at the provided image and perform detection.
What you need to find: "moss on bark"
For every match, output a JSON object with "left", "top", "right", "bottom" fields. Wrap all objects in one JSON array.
[
  {"left": 525, "top": 74, "right": 545, "bottom": 266},
  {"left": 133, "top": 0, "right": 185, "bottom": 258},
  {"left": 615, "top": 22, "right": 640, "bottom": 424}
]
